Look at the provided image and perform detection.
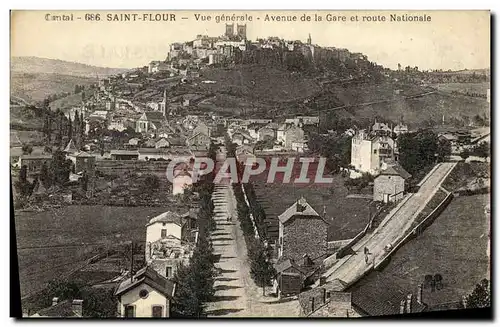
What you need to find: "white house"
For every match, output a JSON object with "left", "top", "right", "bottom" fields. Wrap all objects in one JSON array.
[
  {"left": 114, "top": 266, "right": 176, "bottom": 318},
  {"left": 146, "top": 211, "right": 184, "bottom": 245},
  {"left": 172, "top": 170, "right": 193, "bottom": 195},
  {"left": 350, "top": 130, "right": 395, "bottom": 175},
  {"left": 277, "top": 124, "right": 287, "bottom": 144}
]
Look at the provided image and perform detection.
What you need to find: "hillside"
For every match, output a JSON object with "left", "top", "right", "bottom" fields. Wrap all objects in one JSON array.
[
  {"left": 200, "top": 65, "right": 321, "bottom": 103},
  {"left": 11, "top": 72, "right": 96, "bottom": 103},
  {"left": 11, "top": 56, "right": 127, "bottom": 77},
  {"left": 191, "top": 65, "right": 490, "bottom": 127}
]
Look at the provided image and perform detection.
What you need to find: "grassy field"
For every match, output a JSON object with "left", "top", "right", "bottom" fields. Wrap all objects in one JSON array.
[
  {"left": 10, "top": 131, "right": 46, "bottom": 147},
  {"left": 253, "top": 174, "right": 371, "bottom": 242},
  {"left": 442, "top": 162, "right": 490, "bottom": 192},
  {"left": 431, "top": 82, "right": 490, "bottom": 95},
  {"left": 10, "top": 72, "right": 96, "bottom": 103},
  {"left": 200, "top": 65, "right": 321, "bottom": 103},
  {"left": 49, "top": 91, "right": 94, "bottom": 112},
  {"left": 14, "top": 205, "right": 175, "bottom": 297},
  {"left": 349, "top": 194, "right": 490, "bottom": 309}
]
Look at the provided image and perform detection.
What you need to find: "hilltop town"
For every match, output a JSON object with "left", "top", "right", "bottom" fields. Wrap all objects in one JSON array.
[{"left": 11, "top": 23, "right": 490, "bottom": 318}]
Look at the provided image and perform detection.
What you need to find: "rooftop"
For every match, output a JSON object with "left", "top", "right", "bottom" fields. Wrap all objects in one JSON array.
[
  {"left": 114, "top": 266, "right": 176, "bottom": 299},
  {"left": 278, "top": 197, "right": 325, "bottom": 224},
  {"left": 110, "top": 150, "right": 139, "bottom": 156},
  {"left": 378, "top": 162, "right": 412, "bottom": 179},
  {"left": 147, "top": 211, "right": 184, "bottom": 227}
]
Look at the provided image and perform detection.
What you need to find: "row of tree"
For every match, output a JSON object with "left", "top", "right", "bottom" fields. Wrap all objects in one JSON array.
[
  {"left": 171, "top": 143, "right": 218, "bottom": 317},
  {"left": 226, "top": 139, "right": 276, "bottom": 292}
]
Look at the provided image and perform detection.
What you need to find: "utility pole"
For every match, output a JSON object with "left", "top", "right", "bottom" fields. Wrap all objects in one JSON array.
[{"left": 130, "top": 240, "right": 134, "bottom": 283}]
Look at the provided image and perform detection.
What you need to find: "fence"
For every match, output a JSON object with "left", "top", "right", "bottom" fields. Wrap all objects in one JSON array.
[
  {"left": 240, "top": 184, "right": 260, "bottom": 240},
  {"left": 96, "top": 160, "right": 170, "bottom": 176},
  {"left": 374, "top": 191, "right": 454, "bottom": 270}
]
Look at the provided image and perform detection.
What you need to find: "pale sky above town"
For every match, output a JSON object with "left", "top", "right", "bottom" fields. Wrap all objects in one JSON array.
[{"left": 11, "top": 10, "right": 490, "bottom": 70}]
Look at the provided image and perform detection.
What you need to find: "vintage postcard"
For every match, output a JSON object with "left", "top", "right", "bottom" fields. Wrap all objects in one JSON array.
[{"left": 10, "top": 10, "right": 491, "bottom": 318}]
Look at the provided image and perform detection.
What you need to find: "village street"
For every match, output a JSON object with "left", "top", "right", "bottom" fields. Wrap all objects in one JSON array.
[
  {"left": 204, "top": 147, "right": 301, "bottom": 317},
  {"left": 324, "top": 162, "right": 457, "bottom": 286}
]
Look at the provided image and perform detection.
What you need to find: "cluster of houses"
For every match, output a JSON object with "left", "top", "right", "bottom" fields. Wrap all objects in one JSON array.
[
  {"left": 227, "top": 116, "right": 318, "bottom": 155},
  {"left": 350, "top": 120, "right": 490, "bottom": 205}
]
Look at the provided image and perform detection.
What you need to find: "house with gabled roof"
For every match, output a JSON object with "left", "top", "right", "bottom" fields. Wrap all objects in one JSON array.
[
  {"left": 29, "top": 298, "right": 84, "bottom": 318},
  {"left": 277, "top": 197, "right": 329, "bottom": 264},
  {"left": 135, "top": 111, "right": 166, "bottom": 134},
  {"left": 114, "top": 266, "right": 176, "bottom": 318},
  {"left": 373, "top": 161, "right": 412, "bottom": 203},
  {"left": 186, "top": 132, "right": 211, "bottom": 149}
]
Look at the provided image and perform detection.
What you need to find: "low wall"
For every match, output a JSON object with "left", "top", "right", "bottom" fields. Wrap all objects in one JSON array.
[
  {"left": 334, "top": 205, "right": 384, "bottom": 260},
  {"left": 374, "top": 192, "right": 454, "bottom": 270},
  {"left": 96, "top": 160, "right": 170, "bottom": 176},
  {"left": 241, "top": 184, "right": 260, "bottom": 240}
]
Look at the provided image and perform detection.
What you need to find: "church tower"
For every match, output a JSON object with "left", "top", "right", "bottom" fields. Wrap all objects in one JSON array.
[
  {"left": 237, "top": 24, "right": 247, "bottom": 40},
  {"left": 225, "top": 23, "right": 234, "bottom": 37},
  {"left": 307, "top": 33, "right": 312, "bottom": 45}
]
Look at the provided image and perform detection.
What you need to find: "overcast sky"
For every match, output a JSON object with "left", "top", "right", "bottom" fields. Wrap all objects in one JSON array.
[{"left": 11, "top": 10, "right": 490, "bottom": 70}]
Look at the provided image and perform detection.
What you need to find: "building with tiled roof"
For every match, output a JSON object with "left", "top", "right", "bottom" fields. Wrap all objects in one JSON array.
[
  {"left": 277, "top": 197, "right": 329, "bottom": 265},
  {"left": 373, "top": 161, "right": 412, "bottom": 203},
  {"left": 30, "top": 298, "right": 84, "bottom": 318},
  {"left": 114, "top": 266, "right": 176, "bottom": 318}
]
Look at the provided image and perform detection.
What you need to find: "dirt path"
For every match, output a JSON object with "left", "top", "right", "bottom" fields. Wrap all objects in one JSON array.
[{"left": 205, "top": 147, "right": 301, "bottom": 318}]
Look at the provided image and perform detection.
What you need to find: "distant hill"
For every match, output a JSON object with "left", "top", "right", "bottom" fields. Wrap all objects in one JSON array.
[
  {"left": 193, "top": 65, "right": 490, "bottom": 127},
  {"left": 11, "top": 56, "right": 127, "bottom": 77},
  {"left": 11, "top": 72, "right": 96, "bottom": 103}
]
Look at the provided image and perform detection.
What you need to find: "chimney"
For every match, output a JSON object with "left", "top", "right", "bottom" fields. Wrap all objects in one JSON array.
[
  {"left": 322, "top": 288, "right": 327, "bottom": 304},
  {"left": 399, "top": 300, "right": 406, "bottom": 314},
  {"left": 417, "top": 283, "right": 423, "bottom": 304},
  {"left": 310, "top": 297, "right": 315, "bottom": 313},
  {"left": 72, "top": 299, "right": 83, "bottom": 317},
  {"left": 406, "top": 294, "right": 413, "bottom": 314},
  {"left": 52, "top": 297, "right": 59, "bottom": 306}
]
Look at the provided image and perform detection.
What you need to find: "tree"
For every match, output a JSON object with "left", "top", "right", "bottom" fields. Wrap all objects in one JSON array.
[
  {"left": 460, "top": 149, "right": 470, "bottom": 161},
  {"left": 80, "top": 170, "right": 89, "bottom": 191},
  {"left": 19, "top": 165, "right": 27, "bottom": 183},
  {"left": 398, "top": 130, "right": 439, "bottom": 179},
  {"left": 22, "top": 144, "right": 33, "bottom": 155},
  {"left": 463, "top": 279, "right": 490, "bottom": 309},
  {"left": 472, "top": 142, "right": 489, "bottom": 160},
  {"left": 50, "top": 150, "right": 71, "bottom": 186},
  {"left": 142, "top": 174, "right": 160, "bottom": 194},
  {"left": 436, "top": 138, "right": 451, "bottom": 162},
  {"left": 15, "top": 165, "right": 35, "bottom": 198},
  {"left": 248, "top": 239, "right": 276, "bottom": 293},
  {"left": 39, "top": 162, "right": 52, "bottom": 188},
  {"left": 68, "top": 117, "right": 73, "bottom": 141},
  {"left": 40, "top": 279, "right": 117, "bottom": 317}
]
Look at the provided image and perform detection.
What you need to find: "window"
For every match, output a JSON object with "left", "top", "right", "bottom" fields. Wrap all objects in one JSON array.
[
  {"left": 279, "top": 237, "right": 283, "bottom": 245},
  {"left": 374, "top": 149, "right": 377, "bottom": 154},
  {"left": 139, "top": 289, "right": 149, "bottom": 299},
  {"left": 166, "top": 266, "right": 173, "bottom": 278},
  {"left": 124, "top": 305, "right": 135, "bottom": 318},
  {"left": 161, "top": 229, "right": 167, "bottom": 238},
  {"left": 152, "top": 306, "right": 163, "bottom": 318}
]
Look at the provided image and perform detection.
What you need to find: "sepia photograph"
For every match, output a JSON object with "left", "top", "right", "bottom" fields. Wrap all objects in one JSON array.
[{"left": 9, "top": 9, "right": 491, "bottom": 319}]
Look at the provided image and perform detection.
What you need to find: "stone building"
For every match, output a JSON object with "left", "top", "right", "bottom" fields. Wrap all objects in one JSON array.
[
  {"left": 373, "top": 162, "right": 411, "bottom": 203},
  {"left": 277, "top": 197, "right": 329, "bottom": 263}
]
